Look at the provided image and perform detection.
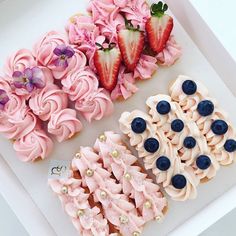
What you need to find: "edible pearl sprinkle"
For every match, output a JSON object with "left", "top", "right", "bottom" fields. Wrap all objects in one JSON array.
[
  {"left": 144, "top": 200, "right": 152, "bottom": 209},
  {"left": 155, "top": 216, "right": 162, "bottom": 221},
  {"left": 86, "top": 169, "right": 94, "bottom": 177},
  {"left": 133, "top": 232, "right": 141, "bottom": 236},
  {"left": 119, "top": 215, "right": 129, "bottom": 224},
  {"left": 100, "top": 191, "right": 107, "bottom": 199},
  {"left": 99, "top": 134, "right": 106, "bottom": 142},
  {"left": 61, "top": 186, "right": 68, "bottom": 194},
  {"left": 75, "top": 152, "right": 81, "bottom": 158},
  {"left": 77, "top": 209, "right": 84, "bottom": 217},
  {"left": 124, "top": 173, "right": 131, "bottom": 180},
  {"left": 111, "top": 150, "right": 119, "bottom": 158}
]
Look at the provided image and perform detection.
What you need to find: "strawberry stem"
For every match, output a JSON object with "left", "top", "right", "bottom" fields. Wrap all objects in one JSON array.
[
  {"left": 151, "top": 1, "right": 168, "bottom": 17},
  {"left": 95, "top": 42, "right": 116, "bottom": 51},
  {"left": 124, "top": 18, "right": 141, "bottom": 31}
]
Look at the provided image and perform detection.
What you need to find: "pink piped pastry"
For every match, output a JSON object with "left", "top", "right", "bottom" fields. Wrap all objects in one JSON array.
[{"left": 49, "top": 131, "right": 167, "bottom": 235}]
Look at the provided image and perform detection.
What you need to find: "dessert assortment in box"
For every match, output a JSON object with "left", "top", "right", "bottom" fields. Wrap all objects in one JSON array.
[{"left": 0, "top": 0, "right": 236, "bottom": 235}]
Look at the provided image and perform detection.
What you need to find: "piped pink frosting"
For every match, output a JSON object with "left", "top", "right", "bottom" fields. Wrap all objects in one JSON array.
[
  {"left": 75, "top": 88, "right": 114, "bottom": 123},
  {"left": 33, "top": 31, "right": 87, "bottom": 80},
  {"left": 48, "top": 109, "right": 82, "bottom": 142},
  {"left": 156, "top": 35, "right": 182, "bottom": 66},
  {"left": 13, "top": 128, "right": 53, "bottom": 162},
  {"left": 29, "top": 83, "right": 68, "bottom": 121}
]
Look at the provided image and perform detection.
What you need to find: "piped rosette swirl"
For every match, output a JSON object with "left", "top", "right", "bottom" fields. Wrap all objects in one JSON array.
[
  {"left": 169, "top": 76, "right": 236, "bottom": 166},
  {"left": 72, "top": 146, "right": 144, "bottom": 235},
  {"left": 48, "top": 171, "right": 109, "bottom": 235},
  {"left": 93, "top": 131, "right": 167, "bottom": 222}
]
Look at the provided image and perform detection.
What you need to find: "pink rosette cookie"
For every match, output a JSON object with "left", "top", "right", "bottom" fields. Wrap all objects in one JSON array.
[
  {"left": 61, "top": 68, "right": 99, "bottom": 102},
  {"left": 94, "top": 131, "right": 168, "bottom": 222},
  {"left": 33, "top": 31, "right": 87, "bottom": 80},
  {"left": 111, "top": 66, "right": 138, "bottom": 100},
  {"left": 72, "top": 147, "right": 144, "bottom": 235},
  {"left": 156, "top": 35, "right": 182, "bottom": 66},
  {"left": 13, "top": 128, "right": 53, "bottom": 162},
  {"left": 48, "top": 109, "right": 82, "bottom": 142},
  {"left": 134, "top": 54, "right": 158, "bottom": 80},
  {"left": 29, "top": 83, "right": 68, "bottom": 121},
  {"left": 49, "top": 174, "right": 109, "bottom": 236},
  {"left": 75, "top": 88, "right": 114, "bottom": 123}
]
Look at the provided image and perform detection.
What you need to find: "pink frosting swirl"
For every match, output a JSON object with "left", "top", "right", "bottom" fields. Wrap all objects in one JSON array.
[
  {"left": 75, "top": 88, "right": 114, "bottom": 123},
  {"left": 0, "top": 109, "right": 37, "bottom": 140},
  {"left": 66, "top": 15, "right": 105, "bottom": 71},
  {"left": 48, "top": 109, "right": 82, "bottom": 142},
  {"left": 62, "top": 68, "right": 99, "bottom": 101},
  {"left": 134, "top": 54, "right": 158, "bottom": 80},
  {"left": 29, "top": 83, "right": 68, "bottom": 121},
  {"left": 13, "top": 128, "right": 53, "bottom": 162},
  {"left": 121, "top": 0, "right": 150, "bottom": 30},
  {"left": 156, "top": 35, "right": 182, "bottom": 66},
  {"left": 111, "top": 66, "right": 138, "bottom": 100},
  {"left": 3, "top": 49, "right": 36, "bottom": 78},
  {"left": 33, "top": 31, "right": 87, "bottom": 80}
]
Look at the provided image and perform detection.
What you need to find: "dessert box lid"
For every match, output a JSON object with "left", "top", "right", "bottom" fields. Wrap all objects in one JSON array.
[{"left": 0, "top": 0, "right": 236, "bottom": 236}]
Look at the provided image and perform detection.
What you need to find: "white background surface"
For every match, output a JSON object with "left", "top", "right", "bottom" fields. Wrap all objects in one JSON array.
[{"left": 0, "top": 0, "right": 236, "bottom": 236}]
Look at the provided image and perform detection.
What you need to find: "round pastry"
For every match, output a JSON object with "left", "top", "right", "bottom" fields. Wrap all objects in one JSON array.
[{"left": 48, "top": 109, "right": 82, "bottom": 142}]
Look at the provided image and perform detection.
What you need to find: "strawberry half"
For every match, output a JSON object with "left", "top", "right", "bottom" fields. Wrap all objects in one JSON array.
[
  {"left": 146, "top": 1, "right": 173, "bottom": 53},
  {"left": 118, "top": 20, "right": 145, "bottom": 71},
  {"left": 94, "top": 43, "right": 122, "bottom": 92}
]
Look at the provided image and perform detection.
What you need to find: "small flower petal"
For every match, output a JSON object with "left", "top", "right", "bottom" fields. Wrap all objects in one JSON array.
[
  {"left": 65, "top": 46, "right": 75, "bottom": 58},
  {"left": 25, "top": 82, "right": 34, "bottom": 92},
  {"left": 24, "top": 68, "right": 33, "bottom": 80},
  {"left": 12, "top": 71, "right": 23, "bottom": 79},
  {"left": 32, "top": 78, "right": 45, "bottom": 89},
  {"left": 54, "top": 58, "right": 68, "bottom": 68},
  {"left": 0, "top": 89, "right": 9, "bottom": 105},
  {"left": 53, "top": 44, "right": 67, "bottom": 56}
]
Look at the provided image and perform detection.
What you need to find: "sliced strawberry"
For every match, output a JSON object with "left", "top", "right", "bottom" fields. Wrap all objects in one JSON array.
[
  {"left": 146, "top": 2, "right": 173, "bottom": 53},
  {"left": 94, "top": 43, "right": 122, "bottom": 92},
  {"left": 118, "top": 20, "right": 145, "bottom": 71}
]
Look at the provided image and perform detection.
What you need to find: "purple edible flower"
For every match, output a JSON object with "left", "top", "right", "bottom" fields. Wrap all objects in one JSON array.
[
  {"left": 53, "top": 44, "right": 75, "bottom": 68},
  {"left": 0, "top": 89, "right": 9, "bottom": 110},
  {"left": 12, "top": 67, "right": 45, "bottom": 92}
]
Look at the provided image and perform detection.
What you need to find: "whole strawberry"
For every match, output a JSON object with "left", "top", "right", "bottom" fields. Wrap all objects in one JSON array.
[
  {"left": 146, "top": 1, "right": 173, "bottom": 53},
  {"left": 94, "top": 43, "right": 122, "bottom": 92},
  {"left": 118, "top": 19, "right": 145, "bottom": 72}
]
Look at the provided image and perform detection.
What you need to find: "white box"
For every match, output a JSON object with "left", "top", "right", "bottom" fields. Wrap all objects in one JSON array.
[{"left": 0, "top": 0, "right": 235, "bottom": 236}]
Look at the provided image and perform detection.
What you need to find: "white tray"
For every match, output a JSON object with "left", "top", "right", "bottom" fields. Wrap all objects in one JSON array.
[{"left": 0, "top": 0, "right": 236, "bottom": 236}]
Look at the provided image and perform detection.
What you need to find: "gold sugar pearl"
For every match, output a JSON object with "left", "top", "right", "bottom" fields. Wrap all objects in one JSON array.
[
  {"left": 86, "top": 169, "right": 94, "bottom": 177},
  {"left": 119, "top": 215, "right": 129, "bottom": 224},
  {"left": 100, "top": 191, "right": 107, "bottom": 199},
  {"left": 111, "top": 150, "right": 119, "bottom": 158},
  {"left": 133, "top": 232, "right": 141, "bottom": 236},
  {"left": 99, "top": 134, "right": 107, "bottom": 142},
  {"left": 61, "top": 186, "right": 68, "bottom": 194},
  {"left": 77, "top": 209, "right": 84, "bottom": 217},
  {"left": 144, "top": 200, "right": 152, "bottom": 209},
  {"left": 75, "top": 152, "right": 81, "bottom": 159},
  {"left": 155, "top": 215, "right": 162, "bottom": 221},
  {"left": 124, "top": 173, "right": 131, "bottom": 181}
]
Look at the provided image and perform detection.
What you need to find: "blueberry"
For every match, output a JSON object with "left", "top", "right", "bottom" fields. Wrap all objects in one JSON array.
[
  {"left": 156, "top": 101, "right": 171, "bottom": 115},
  {"left": 197, "top": 100, "right": 214, "bottom": 117},
  {"left": 182, "top": 80, "right": 197, "bottom": 95},
  {"left": 171, "top": 119, "right": 184, "bottom": 132},
  {"left": 131, "top": 117, "right": 147, "bottom": 134},
  {"left": 183, "top": 136, "right": 196, "bottom": 149},
  {"left": 156, "top": 156, "right": 171, "bottom": 171},
  {"left": 171, "top": 174, "right": 187, "bottom": 189},
  {"left": 144, "top": 138, "right": 159, "bottom": 153},
  {"left": 211, "top": 120, "right": 228, "bottom": 135},
  {"left": 196, "top": 155, "right": 211, "bottom": 170},
  {"left": 224, "top": 139, "right": 236, "bottom": 152}
]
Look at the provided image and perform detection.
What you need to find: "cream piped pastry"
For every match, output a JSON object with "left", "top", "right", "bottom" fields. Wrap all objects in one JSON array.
[
  {"left": 48, "top": 171, "right": 110, "bottom": 236},
  {"left": 169, "top": 76, "right": 236, "bottom": 166},
  {"left": 146, "top": 94, "right": 220, "bottom": 181},
  {"left": 119, "top": 110, "right": 199, "bottom": 201},
  {"left": 93, "top": 131, "right": 167, "bottom": 222},
  {"left": 72, "top": 147, "right": 144, "bottom": 236}
]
